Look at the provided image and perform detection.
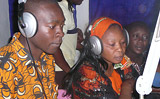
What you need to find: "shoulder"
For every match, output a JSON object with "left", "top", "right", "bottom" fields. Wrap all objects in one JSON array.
[
  {"left": 41, "top": 53, "right": 55, "bottom": 66},
  {"left": 0, "top": 43, "right": 15, "bottom": 59},
  {"left": 75, "top": 61, "right": 108, "bottom": 88},
  {"left": 79, "top": 62, "right": 97, "bottom": 79},
  {"left": 0, "top": 43, "right": 18, "bottom": 73},
  {"left": 72, "top": 62, "right": 113, "bottom": 98}
]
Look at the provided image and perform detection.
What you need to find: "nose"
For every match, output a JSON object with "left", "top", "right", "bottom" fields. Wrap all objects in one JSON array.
[
  {"left": 138, "top": 37, "right": 143, "bottom": 43},
  {"left": 116, "top": 43, "right": 123, "bottom": 52},
  {"left": 57, "top": 27, "right": 64, "bottom": 38},
  {"left": 60, "top": 30, "right": 64, "bottom": 37}
]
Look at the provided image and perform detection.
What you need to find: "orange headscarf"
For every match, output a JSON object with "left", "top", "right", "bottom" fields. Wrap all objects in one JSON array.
[{"left": 90, "top": 17, "right": 122, "bottom": 39}]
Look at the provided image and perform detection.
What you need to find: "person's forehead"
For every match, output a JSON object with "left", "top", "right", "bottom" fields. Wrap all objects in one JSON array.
[
  {"left": 105, "top": 30, "right": 124, "bottom": 43},
  {"left": 38, "top": 3, "right": 59, "bottom": 12},
  {"left": 106, "top": 25, "right": 122, "bottom": 33},
  {"left": 103, "top": 30, "right": 123, "bottom": 40},
  {"left": 34, "top": 3, "right": 62, "bottom": 17},
  {"left": 36, "top": 5, "right": 64, "bottom": 25},
  {"left": 130, "top": 26, "right": 149, "bottom": 34}
]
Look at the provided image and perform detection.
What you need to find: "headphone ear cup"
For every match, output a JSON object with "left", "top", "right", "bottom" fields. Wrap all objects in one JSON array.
[
  {"left": 123, "top": 28, "right": 130, "bottom": 46},
  {"left": 89, "top": 36, "right": 103, "bottom": 55},
  {"left": 18, "top": 12, "right": 37, "bottom": 38}
]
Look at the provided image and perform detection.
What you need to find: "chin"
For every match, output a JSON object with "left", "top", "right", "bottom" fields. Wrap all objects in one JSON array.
[
  {"left": 46, "top": 49, "right": 58, "bottom": 55},
  {"left": 114, "top": 61, "right": 122, "bottom": 64},
  {"left": 135, "top": 51, "right": 143, "bottom": 55}
]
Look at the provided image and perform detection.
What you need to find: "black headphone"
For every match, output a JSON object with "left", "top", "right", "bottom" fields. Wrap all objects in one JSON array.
[
  {"left": 18, "top": 0, "right": 37, "bottom": 38},
  {"left": 87, "top": 24, "right": 130, "bottom": 56}
]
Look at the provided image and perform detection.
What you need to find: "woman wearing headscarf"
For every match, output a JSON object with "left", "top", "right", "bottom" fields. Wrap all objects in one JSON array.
[{"left": 63, "top": 17, "right": 136, "bottom": 99}]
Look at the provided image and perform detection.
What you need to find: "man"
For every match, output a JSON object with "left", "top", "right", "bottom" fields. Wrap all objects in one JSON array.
[{"left": 0, "top": 0, "right": 64, "bottom": 98}]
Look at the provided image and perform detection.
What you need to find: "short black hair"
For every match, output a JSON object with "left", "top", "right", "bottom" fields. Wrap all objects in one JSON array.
[{"left": 125, "top": 21, "right": 150, "bottom": 35}]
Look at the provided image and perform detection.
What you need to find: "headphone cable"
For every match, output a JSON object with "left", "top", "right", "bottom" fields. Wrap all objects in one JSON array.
[
  {"left": 97, "top": 63, "right": 106, "bottom": 98},
  {"left": 25, "top": 34, "right": 48, "bottom": 99},
  {"left": 18, "top": 1, "right": 47, "bottom": 98}
]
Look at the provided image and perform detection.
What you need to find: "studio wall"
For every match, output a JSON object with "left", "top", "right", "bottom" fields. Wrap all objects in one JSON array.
[{"left": 0, "top": 0, "right": 11, "bottom": 47}]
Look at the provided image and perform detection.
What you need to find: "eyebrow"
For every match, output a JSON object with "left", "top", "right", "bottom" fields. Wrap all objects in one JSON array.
[
  {"left": 48, "top": 19, "right": 65, "bottom": 24},
  {"left": 48, "top": 19, "right": 58, "bottom": 23}
]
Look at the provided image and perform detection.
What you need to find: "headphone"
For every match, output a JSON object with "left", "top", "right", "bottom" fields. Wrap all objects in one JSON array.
[
  {"left": 18, "top": 0, "right": 37, "bottom": 38},
  {"left": 18, "top": 0, "right": 47, "bottom": 98},
  {"left": 87, "top": 25, "right": 103, "bottom": 56},
  {"left": 123, "top": 28, "right": 130, "bottom": 46},
  {"left": 87, "top": 24, "right": 130, "bottom": 56}
]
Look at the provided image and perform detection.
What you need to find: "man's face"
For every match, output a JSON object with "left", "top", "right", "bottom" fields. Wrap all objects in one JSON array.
[
  {"left": 128, "top": 27, "right": 150, "bottom": 55},
  {"left": 30, "top": 3, "right": 65, "bottom": 55}
]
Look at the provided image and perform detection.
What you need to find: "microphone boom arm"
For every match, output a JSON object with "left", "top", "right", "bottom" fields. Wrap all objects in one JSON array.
[{"left": 136, "top": 11, "right": 160, "bottom": 95}]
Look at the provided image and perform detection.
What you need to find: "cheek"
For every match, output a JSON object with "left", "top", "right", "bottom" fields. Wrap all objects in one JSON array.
[
  {"left": 129, "top": 40, "right": 136, "bottom": 48},
  {"left": 36, "top": 32, "right": 48, "bottom": 43},
  {"left": 37, "top": 26, "right": 55, "bottom": 42},
  {"left": 33, "top": 32, "right": 51, "bottom": 49},
  {"left": 143, "top": 41, "right": 148, "bottom": 47},
  {"left": 122, "top": 46, "right": 126, "bottom": 53},
  {"left": 101, "top": 47, "right": 113, "bottom": 60}
]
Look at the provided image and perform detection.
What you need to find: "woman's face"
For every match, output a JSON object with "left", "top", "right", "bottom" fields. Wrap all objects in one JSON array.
[
  {"left": 101, "top": 25, "right": 127, "bottom": 65},
  {"left": 128, "top": 27, "right": 150, "bottom": 55}
]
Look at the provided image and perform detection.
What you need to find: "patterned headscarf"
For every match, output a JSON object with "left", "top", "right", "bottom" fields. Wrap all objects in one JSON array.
[{"left": 90, "top": 17, "right": 123, "bottom": 39}]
